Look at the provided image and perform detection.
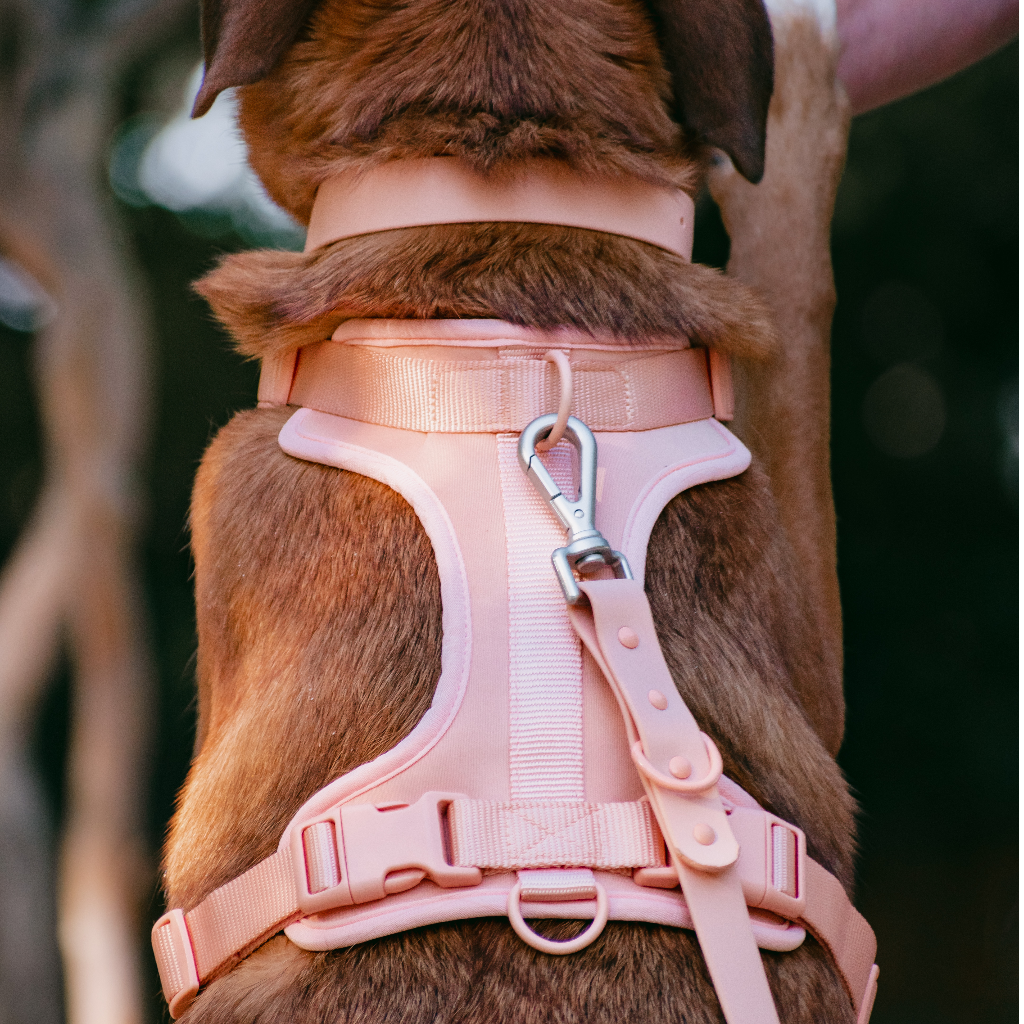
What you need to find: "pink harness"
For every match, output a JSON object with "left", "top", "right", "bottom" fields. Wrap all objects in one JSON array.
[{"left": 154, "top": 161, "right": 878, "bottom": 1024}]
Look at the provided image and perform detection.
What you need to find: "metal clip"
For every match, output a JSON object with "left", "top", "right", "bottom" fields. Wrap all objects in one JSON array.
[{"left": 518, "top": 414, "right": 632, "bottom": 604}]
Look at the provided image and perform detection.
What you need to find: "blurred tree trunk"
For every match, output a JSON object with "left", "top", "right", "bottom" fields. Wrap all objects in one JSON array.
[{"left": 0, "top": 0, "right": 191, "bottom": 1020}]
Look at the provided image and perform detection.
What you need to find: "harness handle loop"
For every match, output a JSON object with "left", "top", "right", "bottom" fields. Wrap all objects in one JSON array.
[
  {"left": 535, "top": 350, "right": 573, "bottom": 452},
  {"left": 507, "top": 879, "right": 609, "bottom": 955}
]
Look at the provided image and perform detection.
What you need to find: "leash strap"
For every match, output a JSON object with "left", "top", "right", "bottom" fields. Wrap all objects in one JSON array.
[
  {"left": 568, "top": 579, "right": 779, "bottom": 1024},
  {"left": 304, "top": 157, "right": 695, "bottom": 259}
]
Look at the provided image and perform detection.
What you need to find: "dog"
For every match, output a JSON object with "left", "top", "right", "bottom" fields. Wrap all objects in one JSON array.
[{"left": 158, "top": 0, "right": 863, "bottom": 1020}]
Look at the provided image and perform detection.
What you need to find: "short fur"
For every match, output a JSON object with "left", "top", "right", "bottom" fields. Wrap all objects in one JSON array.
[
  {"left": 196, "top": 0, "right": 772, "bottom": 191},
  {"left": 197, "top": 225, "right": 779, "bottom": 360},
  {"left": 165, "top": 0, "right": 858, "bottom": 1020}
]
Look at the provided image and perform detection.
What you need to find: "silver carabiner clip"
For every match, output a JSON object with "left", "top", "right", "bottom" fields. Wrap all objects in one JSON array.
[{"left": 518, "top": 414, "right": 632, "bottom": 605}]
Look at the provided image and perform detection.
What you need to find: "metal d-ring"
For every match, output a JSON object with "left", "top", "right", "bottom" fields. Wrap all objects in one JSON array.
[
  {"left": 507, "top": 879, "right": 609, "bottom": 955},
  {"left": 629, "top": 733, "right": 723, "bottom": 793}
]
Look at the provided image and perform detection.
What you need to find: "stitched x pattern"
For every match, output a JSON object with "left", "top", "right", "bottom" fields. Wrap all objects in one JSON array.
[{"left": 448, "top": 799, "right": 662, "bottom": 870}]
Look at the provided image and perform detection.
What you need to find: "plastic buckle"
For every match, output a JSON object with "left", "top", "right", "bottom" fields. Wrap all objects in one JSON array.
[
  {"left": 730, "top": 806, "right": 807, "bottom": 920},
  {"left": 291, "top": 791, "right": 482, "bottom": 915},
  {"left": 151, "top": 908, "right": 200, "bottom": 1019}
]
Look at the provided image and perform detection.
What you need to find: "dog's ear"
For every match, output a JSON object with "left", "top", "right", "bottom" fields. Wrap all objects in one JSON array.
[
  {"left": 191, "top": 0, "right": 324, "bottom": 117},
  {"left": 644, "top": 0, "right": 773, "bottom": 182}
]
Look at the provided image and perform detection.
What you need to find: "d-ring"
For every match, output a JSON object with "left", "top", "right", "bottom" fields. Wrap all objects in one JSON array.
[
  {"left": 630, "top": 733, "right": 723, "bottom": 793},
  {"left": 507, "top": 879, "right": 609, "bottom": 955},
  {"left": 535, "top": 350, "right": 572, "bottom": 451}
]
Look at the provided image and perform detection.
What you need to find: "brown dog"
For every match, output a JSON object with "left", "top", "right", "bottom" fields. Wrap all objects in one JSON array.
[{"left": 162, "top": 0, "right": 859, "bottom": 1020}]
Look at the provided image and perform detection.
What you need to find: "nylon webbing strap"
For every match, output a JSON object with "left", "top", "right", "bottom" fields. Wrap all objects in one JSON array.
[
  {"left": 186, "top": 849, "right": 298, "bottom": 977},
  {"left": 153, "top": 849, "right": 300, "bottom": 1017},
  {"left": 286, "top": 345, "right": 716, "bottom": 432},
  {"left": 801, "top": 860, "right": 879, "bottom": 1015},
  {"left": 153, "top": 796, "right": 877, "bottom": 1019},
  {"left": 449, "top": 798, "right": 663, "bottom": 869}
]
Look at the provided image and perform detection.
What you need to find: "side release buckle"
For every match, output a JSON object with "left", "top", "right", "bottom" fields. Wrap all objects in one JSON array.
[{"left": 291, "top": 791, "right": 483, "bottom": 916}]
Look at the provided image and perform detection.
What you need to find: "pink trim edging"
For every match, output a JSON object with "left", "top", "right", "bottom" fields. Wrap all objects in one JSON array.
[{"left": 276, "top": 410, "right": 473, "bottom": 837}]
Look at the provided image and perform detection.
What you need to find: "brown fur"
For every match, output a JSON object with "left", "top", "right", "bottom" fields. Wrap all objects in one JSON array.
[
  {"left": 165, "top": 0, "right": 858, "bottom": 1019},
  {"left": 196, "top": 225, "right": 779, "bottom": 360},
  {"left": 240, "top": 0, "right": 690, "bottom": 221}
]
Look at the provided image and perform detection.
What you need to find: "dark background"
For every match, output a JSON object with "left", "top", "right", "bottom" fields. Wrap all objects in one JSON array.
[{"left": 0, "top": 34, "right": 1016, "bottom": 1024}]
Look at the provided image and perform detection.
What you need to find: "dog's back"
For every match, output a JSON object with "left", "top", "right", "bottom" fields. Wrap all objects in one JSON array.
[{"left": 164, "top": 1, "right": 858, "bottom": 1020}]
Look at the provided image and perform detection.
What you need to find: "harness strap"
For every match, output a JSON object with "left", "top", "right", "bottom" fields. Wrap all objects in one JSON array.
[
  {"left": 304, "top": 157, "right": 696, "bottom": 258},
  {"left": 153, "top": 796, "right": 877, "bottom": 1019},
  {"left": 259, "top": 342, "right": 735, "bottom": 429},
  {"left": 449, "top": 798, "right": 662, "bottom": 869}
]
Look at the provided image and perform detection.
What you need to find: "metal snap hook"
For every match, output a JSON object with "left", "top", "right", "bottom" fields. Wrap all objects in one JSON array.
[{"left": 518, "top": 415, "right": 632, "bottom": 604}]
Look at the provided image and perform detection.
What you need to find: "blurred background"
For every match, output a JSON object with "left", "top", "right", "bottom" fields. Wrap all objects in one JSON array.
[{"left": 0, "top": 5, "right": 1016, "bottom": 1022}]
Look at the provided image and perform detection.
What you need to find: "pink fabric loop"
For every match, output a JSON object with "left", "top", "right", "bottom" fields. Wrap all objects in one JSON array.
[
  {"left": 507, "top": 879, "right": 610, "bottom": 955},
  {"left": 629, "top": 734, "right": 723, "bottom": 794},
  {"left": 304, "top": 158, "right": 695, "bottom": 259},
  {"left": 534, "top": 350, "right": 572, "bottom": 452},
  {"left": 151, "top": 910, "right": 199, "bottom": 1018}
]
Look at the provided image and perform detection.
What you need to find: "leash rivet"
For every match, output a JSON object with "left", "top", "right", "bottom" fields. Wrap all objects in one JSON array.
[
  {"left": 693, "top": 824, "right": 716, "bottom": 846},
  {"left": 669, "top": 756, "right": 692, "bottom": 779},
  {"left": 618, "top": 627, "right": 639, "bottom": 649},
  {"left": 647, "top": 689, "right": 667, "bottom": 710}
]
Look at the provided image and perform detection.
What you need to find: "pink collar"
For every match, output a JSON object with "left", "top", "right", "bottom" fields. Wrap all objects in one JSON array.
[{"left": 304, "top": 158, "right": 695, "bottom": 259}]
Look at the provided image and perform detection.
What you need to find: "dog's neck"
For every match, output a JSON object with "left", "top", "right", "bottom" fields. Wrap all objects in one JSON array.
[{"left": 304, "top": 157, "right": 696, "bottom": 259}]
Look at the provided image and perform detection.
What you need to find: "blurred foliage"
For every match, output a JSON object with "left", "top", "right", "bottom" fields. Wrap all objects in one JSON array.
[{"left": 0, "top": 32, "right": 1016, "bottom": 1024}]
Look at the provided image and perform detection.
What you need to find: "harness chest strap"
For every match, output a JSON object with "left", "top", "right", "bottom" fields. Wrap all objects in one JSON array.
[{"left": 153, "top": 796, "right": 875, "bottom": 1020}]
